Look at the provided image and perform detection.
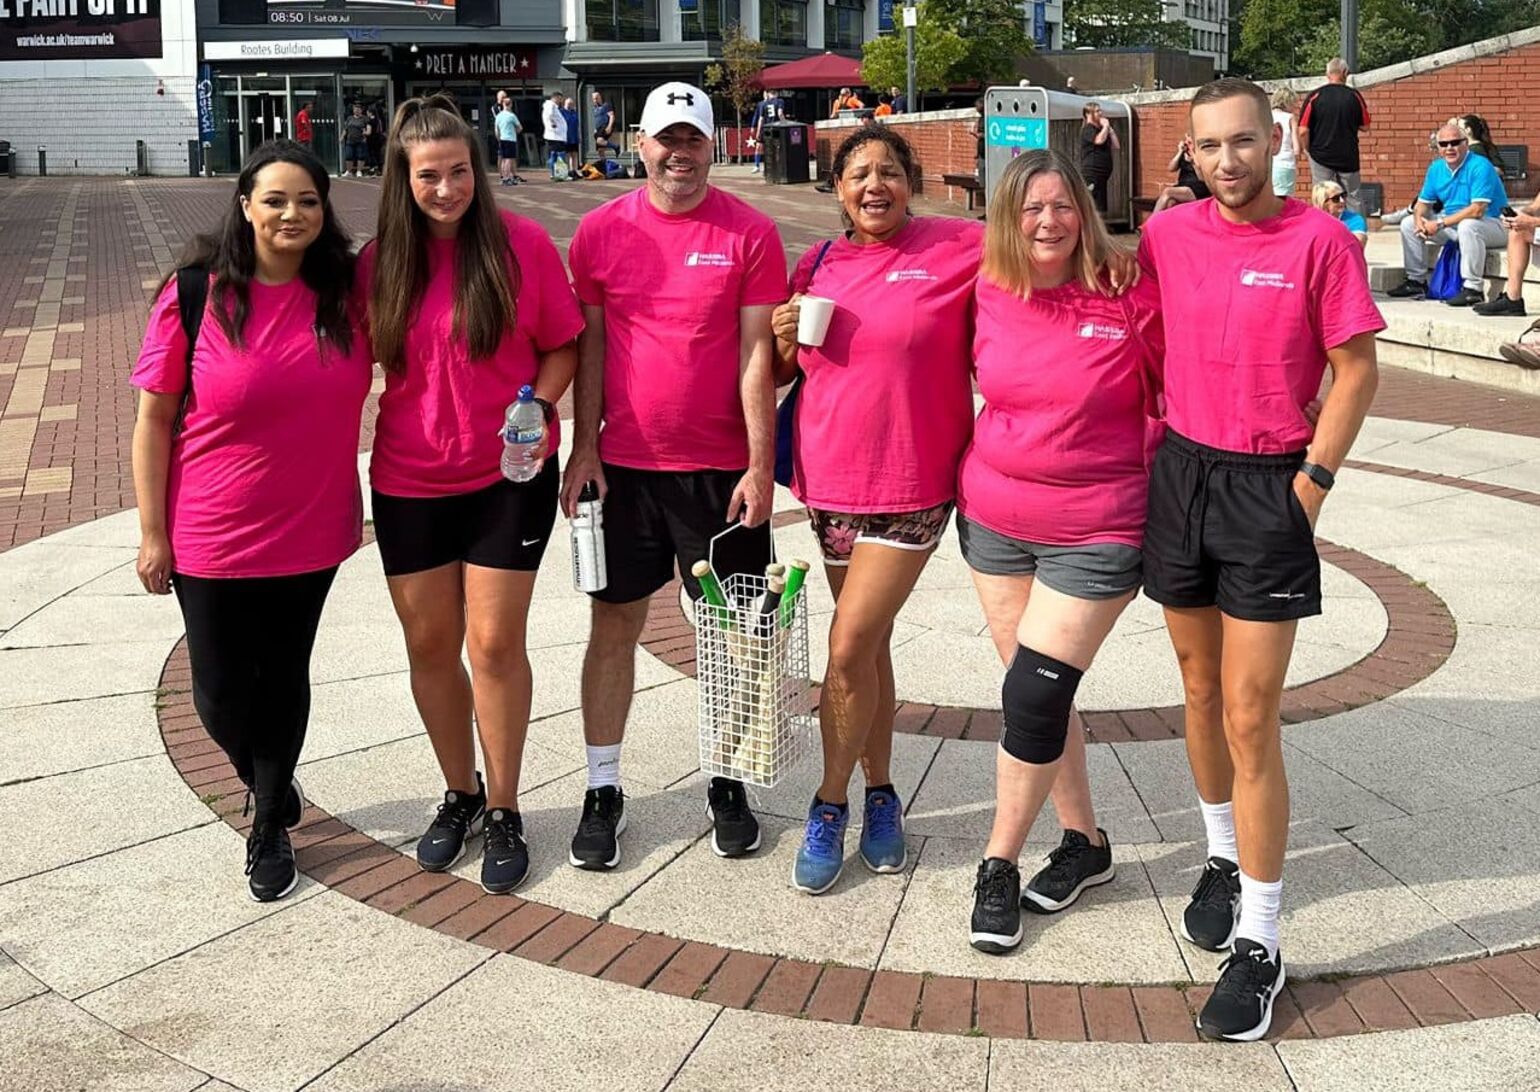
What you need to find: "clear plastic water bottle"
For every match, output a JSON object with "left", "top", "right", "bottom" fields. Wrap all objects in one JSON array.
[{"left": 501, "top": 385, "right": 544, "bottom": 483}]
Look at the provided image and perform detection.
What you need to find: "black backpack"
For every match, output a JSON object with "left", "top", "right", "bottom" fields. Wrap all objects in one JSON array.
[{"left": 172, "top": 265, "right": 208, "bottom": 430}]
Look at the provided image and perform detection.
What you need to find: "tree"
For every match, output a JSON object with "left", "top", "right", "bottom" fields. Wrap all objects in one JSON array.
[
  {"left": 861, "top": 2, "right": 969, "bottom": 101},
  {"left": 926, "top": 0, "right": 1035, "bottom": 85},
  {"left": 1064, "top": 0, "right": 1192, "bottom": 52},
  {"left": 703, "top": 22, "right": 766, "bottom": 128}
]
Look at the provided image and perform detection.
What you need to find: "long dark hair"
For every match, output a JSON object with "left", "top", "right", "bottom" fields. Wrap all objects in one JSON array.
[
  {"left": 1460, "top": 114, "right": 1505, "bottom": 173},
  {"left": 164, "top": 139, "right": 354, "bottom": 353},
  {"left": 370, "top": 94, "right": 519, "bottom": 373}
]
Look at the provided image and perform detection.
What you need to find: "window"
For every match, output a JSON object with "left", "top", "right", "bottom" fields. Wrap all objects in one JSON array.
[
  {"left": 760, "top": 0, "right": 807, "bottom": 47},
  {"left": 826, "top": 0, "right": 863, "bottom": 49},
  {"left": 681, "top": 0, "right": 742, "bottom": 41},
  {"left": 588, "top": 0, "right": 661, "bottom": 42}
]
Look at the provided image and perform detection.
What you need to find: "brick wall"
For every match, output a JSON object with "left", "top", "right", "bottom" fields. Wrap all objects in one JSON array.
[
  {"left": 0, "top": 76, "right": 199, "bottom": 176},
  {"left": 832, "top": 27, "right": 1540, "bottom": 210}
]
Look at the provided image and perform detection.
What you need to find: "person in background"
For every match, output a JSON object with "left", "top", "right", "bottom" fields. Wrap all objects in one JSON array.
[
  {"left": 1271, "top": 88, "right": 1301, "bottom": 197},
  {"left": 1312, "top": 180, "right": 1368, "bottom": 250},
  {"left": 592, "top": 90, "right": 616, "bottom": 157},
  {"left": 972, "top": 98, "right": 986, "bottom": 179},
  {"left": 889, "top": 85, "right": 907, "bottom": 114},
  {"left": 496, "top": 98, "right": 523, "bottom": 186},
  {"left": 367, "top": 101, "right": 387, "bottom": 176},
  {"left": 830, "top": 86, "right": 864, "bottom": 117},
  {"left": 542, "top": 90, "right": 568, "bottom": 179},
  {"left": 1474, "top": 193, "right": 1540, "bottom": 317},
  {"left": 1078, "top": 101, "right": 1119, "bottom": 214},
  {"left": 748, "top": 88, "right": 769, "bottom": 174},
  {"left": 769, "top": 126, "right": 982, "bottom": 896},
  {"left": 1459, "top": 114, "right": 1506, "bottom": 174},
  {"left": 1299, "top": 57, "right": 1369, "bottom": 212},
  {"left": 131, "top": 140, "right": 371, "bottom": 903},
  {"left": 342, "top": 102, "right": 370, "bottom": 178},
  {"left": 874, "top": 94, "right": 894, "bottom": 118},
  {"left": 1153, "top": 139, "right": 1210, "bottom": 214},
  {"left": 294, "top": 101, "right": 313, "bottom": 153},
  {"left": 1386, "top": 120, "right": 1509, "bottom": 307},
  {"left": 362, "top": 96, "right": 582, "bottom": 896},
  {"left": 963, "top": 148, "right": 1164, "bottom": 954},
  {"left": 562, "top": 96, "right": 582, "bottom": 176}
]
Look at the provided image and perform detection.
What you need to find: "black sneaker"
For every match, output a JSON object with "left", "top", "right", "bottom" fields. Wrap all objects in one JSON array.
[
  {"left": 1198, "top": 938, "right": 1286, "bottom": 1041},
  {"left": 969, "top": 857, "right": 1024, "bottom": 954},
  {"left": 282, "top": 777, "right": 306, "bottom": 831},
  {"left": 1446, "top": 287, "right": 1485, "bottom": 307},
  {"left": 1182, "top": 856, "right": 1241, "bottom": 951},
  {"left": 245, "top": 822, "right": 298, "bottom": 902},
  {"left": 1023, "top": 828, "right": 1115, "bottom": 914},
  {"left": 481, "top": 809, "right": 529, "bottom": 895},
  {"left": 1385, "top": 279, "right": 1427, "bottom": 299},
  {"left": 416, "top": 775, "right": 487, "bottom": 872},
  {"left": 570, "top": 785, "right": 626, "bottom": 870},
  {"left": 1474, "top": 293, "right": 1526, "bottom": 317},
  {"left": 706, "top": 777, "right": 762, "bottom": 858}
]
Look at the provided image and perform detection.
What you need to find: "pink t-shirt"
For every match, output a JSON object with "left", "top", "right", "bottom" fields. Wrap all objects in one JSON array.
[
  {"left": 790, "top": 217, "right": 983, "bottom": 512},
  {"left": 1137, "top": 198, "right": 1384, "bottom": 454},
  {"left": 131, "top": 276, "right": 372, "bottom": 579},
  {"left": 568, "top": 186, "right": 787, "bottom": 471},
  {"left": 364, "top": 209, "right": 583, "bottom": 498},
  {"left": 958, "top": 275, "right": 1164, "bottom": 548}
]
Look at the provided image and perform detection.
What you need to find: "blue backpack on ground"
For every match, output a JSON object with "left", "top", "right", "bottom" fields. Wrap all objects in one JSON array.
[
  {"left": 1426, "top": 240, "right": 1462, "bottom": 300},
  {"left": 602, "top": 159, "right": 627, "bottom": 179}
]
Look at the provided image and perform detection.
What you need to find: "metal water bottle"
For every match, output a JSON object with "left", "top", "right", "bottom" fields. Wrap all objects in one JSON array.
[{"left": 571, "top": 481, "right": 607, "bottom": 593}]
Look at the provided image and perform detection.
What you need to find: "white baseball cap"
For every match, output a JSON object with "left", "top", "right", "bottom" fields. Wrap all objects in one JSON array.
[{"left": 639, "top": 82, "right": 714, "bottom": 139}]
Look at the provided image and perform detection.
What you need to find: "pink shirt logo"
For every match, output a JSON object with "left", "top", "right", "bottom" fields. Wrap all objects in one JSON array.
[
  {"left": 1076, "top": 321, "right": 1128, "bottom": 341},
  {"left": 1239, "top": 268, "right": 1296, "bottom": 289},
  {"left": 685, "top": 250, "right": 734, "bottom": 267},
  {"left": 885, "top": 268, "right": 937, "bottom": 282}
]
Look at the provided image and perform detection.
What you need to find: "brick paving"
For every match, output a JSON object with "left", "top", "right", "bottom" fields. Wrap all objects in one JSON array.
[{"left": 5, "top": 171, "right": 1540, "bottom": 554}]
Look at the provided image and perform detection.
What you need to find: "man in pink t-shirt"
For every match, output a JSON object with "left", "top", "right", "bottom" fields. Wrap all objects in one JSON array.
[
  {"left": 562, "top": 82, "right": 786, "bottom": 872},
  {"left": 1137, "top": 78, "right": 1382, "bottom": 1043}
]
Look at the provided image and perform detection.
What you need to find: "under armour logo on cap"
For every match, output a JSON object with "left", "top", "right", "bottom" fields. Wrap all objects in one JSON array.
[
  {"left": 667, "top": 92, "right": 695, "bottom": 106},
  {"left": 640, "top": 81, "right": 714, "bottom": 139}
]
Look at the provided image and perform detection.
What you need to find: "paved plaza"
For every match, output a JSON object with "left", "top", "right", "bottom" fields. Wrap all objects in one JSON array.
[{"left": 3, "top": 172, "right": 1540, "bottom": 1089}]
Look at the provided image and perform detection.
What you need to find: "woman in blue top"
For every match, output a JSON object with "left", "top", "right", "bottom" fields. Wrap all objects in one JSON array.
[{"left": 1313, "top": 180, "right": 1367, "bottom": 250}]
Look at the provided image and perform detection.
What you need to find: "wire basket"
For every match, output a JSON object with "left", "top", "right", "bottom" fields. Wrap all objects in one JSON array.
[{"left": 696, "top": 570, "right": 815, "bottom": 789}]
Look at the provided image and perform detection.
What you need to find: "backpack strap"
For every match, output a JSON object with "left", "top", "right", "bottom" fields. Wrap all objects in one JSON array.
[{"left": 172, "top": 265, "right": 208, "bottom": 431}]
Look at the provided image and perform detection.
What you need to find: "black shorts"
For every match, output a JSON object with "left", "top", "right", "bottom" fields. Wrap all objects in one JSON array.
[
  {"left": 371, "top": 462, "right": 559, "bottom": 578},
  {"left": 592, "top": 464, "right": 772, "bottom": 605},
  {"left": 1142, "top": 431, "right": 1320, "bottom": 622},
  {"left": 498, "top": 139, "right": 518, "bottom": 159}
]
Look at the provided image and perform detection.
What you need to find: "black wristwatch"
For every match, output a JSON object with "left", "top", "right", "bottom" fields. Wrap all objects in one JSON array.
[
  {"left": 533, "top": 397, "right": 556, "bottom": 424},
  {"left": 1299, "top": 461, "right": 1335, "bottom": 492}
]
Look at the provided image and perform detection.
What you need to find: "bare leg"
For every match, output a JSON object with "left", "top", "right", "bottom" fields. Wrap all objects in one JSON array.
[
  {"left": 981, "top": 582, "right": 1133, "bottom": 862},
  {"left": 580, "top": 597, "right": 651, "bottom": 748},
  {"left": 386, "top": 563, "right": 476, "bottom": 794},
  {"left": 1505, "top": 226, "right": 1534, "bottom": 301},
  {"left": 1218, "top": 616, "right": 1297, "bottom": 883},
  {"left": 1164, "top": 605, "right": 1231, "bottom": 805},
  {"left": 970, "top": 569, "right": 1100, "bottom": 841},
  {"left": 463, "top": 566, "right": 538, "bottom": 811},
  {"left": 825, "top": 565, "right": 897, "bottom": 791},
  {"left": 815, "top": 544, "right": 932, "bottom": 805}
]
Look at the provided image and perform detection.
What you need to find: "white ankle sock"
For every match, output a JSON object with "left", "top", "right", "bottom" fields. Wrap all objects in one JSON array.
[
  {"left": 1237, "top": 871, "right": 1283, "bottom": 959},
  {"left": 586, "top": 744, "right": 622, "bottom": 790},
  {"left": 1198, "top": 798, "right": 1237, "bottom": 864}
]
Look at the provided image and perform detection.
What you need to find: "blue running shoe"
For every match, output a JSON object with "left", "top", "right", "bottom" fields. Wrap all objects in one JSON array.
[
  {"left": 792, "top": 801, "right": 848, "bottom": 894},
  {"left": 859, "top": 787, "right": 906, "bottom": 873}
]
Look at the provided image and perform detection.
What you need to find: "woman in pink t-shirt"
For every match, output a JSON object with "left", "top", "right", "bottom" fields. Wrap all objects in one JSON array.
[
  {"left": 361, "top": 96, "right": 582, "bottom": 897},
  {"left": 769, "top": 126, "right": 981, "bottom": 895},
  {"left": 130, "top": 140, "right": 372, "bottom": 903},
  {"left": 962, "top": 150, "right": 1164, "bottom": 956}
]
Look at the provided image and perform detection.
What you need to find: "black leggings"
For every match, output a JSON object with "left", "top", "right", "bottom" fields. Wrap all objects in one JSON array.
[{"left": 173, "top": 567, "right": 338, "bottom": 826}]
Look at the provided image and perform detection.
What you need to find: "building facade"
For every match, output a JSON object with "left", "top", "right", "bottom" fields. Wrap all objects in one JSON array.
[{"left": 1171, "top": 0, "right": 1227, "bottom": 71}]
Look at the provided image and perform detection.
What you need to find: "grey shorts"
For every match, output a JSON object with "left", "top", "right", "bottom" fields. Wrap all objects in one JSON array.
[{"left": 956, "top": 513, "right": 1142, "bottom": 601}]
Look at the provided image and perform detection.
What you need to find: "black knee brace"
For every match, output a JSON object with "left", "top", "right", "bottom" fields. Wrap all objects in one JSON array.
[{"left": 1000, "top": 646, "right": 1084, "bottom": 764}]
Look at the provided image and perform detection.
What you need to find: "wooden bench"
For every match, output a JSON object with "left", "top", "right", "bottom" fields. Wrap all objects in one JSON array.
[{"left": 941, "top": 172, "right": 985, "bottom": 212}]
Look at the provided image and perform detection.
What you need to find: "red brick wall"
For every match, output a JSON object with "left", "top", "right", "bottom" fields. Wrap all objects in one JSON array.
[{"left": 833, "top": 36, "right": 1540, "bottom": 209}]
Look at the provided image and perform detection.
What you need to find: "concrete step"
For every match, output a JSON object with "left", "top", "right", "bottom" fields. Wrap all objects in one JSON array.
[
  {"left": 1367, "top": 231, "right": 1540, "bottom": 308},
  {"left": 1373, "top": 296, "right": 1540, "bottom": 394}
]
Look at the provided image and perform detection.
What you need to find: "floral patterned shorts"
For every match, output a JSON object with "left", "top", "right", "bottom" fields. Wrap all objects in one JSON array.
[{"left": 806, "top": 501, "right": 954, "bottom": 566}]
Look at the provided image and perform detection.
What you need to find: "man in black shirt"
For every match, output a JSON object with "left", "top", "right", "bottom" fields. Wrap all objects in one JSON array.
[
  {"left": 1079, "top": 101, "right": 1118, "bottom": 214},
  {"left": 1299, "top": 57, "right": 1371, "bottom": 212}
]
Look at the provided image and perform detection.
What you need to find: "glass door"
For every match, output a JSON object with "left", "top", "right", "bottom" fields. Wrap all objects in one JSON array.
[
  {"left": 240, "top": 76, "right": 289, "bottom": 159},
  {"left": 292, "top": 76, "right": 341, "bottom": 176}
]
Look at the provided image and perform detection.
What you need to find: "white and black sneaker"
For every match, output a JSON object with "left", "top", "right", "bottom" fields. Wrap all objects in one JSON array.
[
  {"left": 570, "top": 785, "right": 626, "bottom": 870},
  {"left": 416, "top": 774, "right": 487, "bottom": 872},
  {"left": 969, "top": 857, "right": 1024, "bottom": 954},
  {"left": 281, "top": 777, "right": 306, "bottom": 831},
  {"left": 1182, "top": 856, "right": 1241, "bottom": 951},
  {"left": 706, "top": 777, "right": 762, "bottom": 858},
  {"left": 481, "top": 809, "right": 529, "bottom": 894},
  {"left": 1198, "top": 938, "right": 1286, "bottom": 1041},
  {"left": 1023, "top": 828, "right": 1115, "bottom": 913},
  {"left": 245, "top": 822, "right": 298, "bottom": 902}
]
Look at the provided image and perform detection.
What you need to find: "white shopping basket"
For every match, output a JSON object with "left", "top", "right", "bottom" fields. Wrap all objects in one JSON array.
[{"left": 695, "top": 526, "right": 815, "bottom": 789}]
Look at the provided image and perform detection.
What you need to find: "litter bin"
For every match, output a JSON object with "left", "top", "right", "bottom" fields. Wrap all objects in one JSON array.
[
  {"left": 0, "top": 141, "right": 12, "bottom": 179},
  {"left": 762, "top": 122, "right": 811, "bottom": 185}
]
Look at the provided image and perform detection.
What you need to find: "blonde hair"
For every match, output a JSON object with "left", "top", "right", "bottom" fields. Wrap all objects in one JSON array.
[
  {"left": 1271, "top": 88, "right": 1297, "bottom": 111},
  {"left": 981, "top": 149, "right": 1119, "bottom": 300},
  {"left": 1310, "top": 180, "right": 1344, "bottom": 210}
]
